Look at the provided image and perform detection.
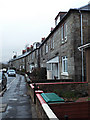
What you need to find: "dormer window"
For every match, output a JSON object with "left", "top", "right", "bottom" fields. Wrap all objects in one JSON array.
[{"left": 55, "top": 12, "right": 67, "bottom": 26}]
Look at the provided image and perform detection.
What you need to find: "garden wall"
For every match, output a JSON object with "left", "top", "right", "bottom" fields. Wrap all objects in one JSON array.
[
  {"left": 37, "top": 82, "right": 88, "bottom": 99},
  {"left": 49, "top": 101, "right": 90, "bottom": 120}
]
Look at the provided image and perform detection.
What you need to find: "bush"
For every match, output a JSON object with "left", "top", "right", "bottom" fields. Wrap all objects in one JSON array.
[{"left": 30, "top": 67, "right": 47, "bottom": 81}]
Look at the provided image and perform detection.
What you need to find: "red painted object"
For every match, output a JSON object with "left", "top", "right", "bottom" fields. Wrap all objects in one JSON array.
[
  {"left": 35, "top": 90, "right": 43, "bottom": 94},
  {"left": 49, "top": 101, "right": 90, "bottom": 119},
  {"left": 30, "top": 84, "right": 34, "bottom": 89},
  {"left": 31, "top": 45, "right": 33, "bottom": 48},
  {"left": 37, "top": 82, "right": 88, "bottom": 85},
  {"left": 36, "top": 94, "right": 46, "bottom": 104},
  {"left": 30, "top": 84, "right": 39, "bottom": 89}
]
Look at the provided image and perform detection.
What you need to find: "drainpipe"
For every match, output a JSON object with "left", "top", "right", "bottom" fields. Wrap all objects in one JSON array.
[
  {"left": 25, "top": 57, "right": 26, "bottom": 73},
  {"left": 79, "top": 10, "right": 84, "bottom": 82}
]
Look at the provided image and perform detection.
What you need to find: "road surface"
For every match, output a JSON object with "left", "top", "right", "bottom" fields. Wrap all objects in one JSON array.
[{"left": 0, "top": 74, "right": 37, "bottom": 119}]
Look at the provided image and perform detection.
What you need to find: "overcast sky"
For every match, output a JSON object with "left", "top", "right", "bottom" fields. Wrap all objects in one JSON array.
[{"left": 0, "top": 0, "right": 89, "bottom": 63}]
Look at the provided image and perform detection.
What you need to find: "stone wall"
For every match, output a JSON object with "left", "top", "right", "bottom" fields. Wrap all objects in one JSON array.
[
  {"left": 36, "top": 96, "right": 48, "bottom": 119},
  {"left": 37, "top": 83, "right": 88, "bottom": 99},
  {"left": 39, "top": 11, "right": 90, "bottom": 82}
]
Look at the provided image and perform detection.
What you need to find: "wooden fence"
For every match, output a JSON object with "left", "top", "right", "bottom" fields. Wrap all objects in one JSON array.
[{"left": 49, "top": 101, "right": 90, "bottom": 120}]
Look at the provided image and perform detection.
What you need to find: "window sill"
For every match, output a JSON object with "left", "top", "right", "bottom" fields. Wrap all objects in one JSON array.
[
  {"left": 61, "top": 72, "right": 69, "bottom": 76},
  {"left": 50, "top": 48, "right": 54, "bottom": 51},
  {"left": 61, "top": 41, "right": 67, "bottom": 44},
  {"left": 61, "top": 38, "right": 67, "bottom": 44}
]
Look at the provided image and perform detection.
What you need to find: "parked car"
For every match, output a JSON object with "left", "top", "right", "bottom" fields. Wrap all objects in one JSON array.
[
  {"left": 7, "top": 69, "right": 16, "bottom": 77},
  {"left": 0, "top": 71, "right": 7, "bottom": 90},
  {"left": 2, "top": 68, "right": 7, "bottom": 73}
]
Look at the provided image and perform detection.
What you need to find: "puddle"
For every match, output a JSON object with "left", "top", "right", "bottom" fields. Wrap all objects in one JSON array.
[
  {"left": 0, "top": 104, "right": 8, "bottom": 113},
  {"left": 9, "top": 98, "right": 17, "bottom": 101},
  {"left": 20, "top": 94, "right": 27, "bottom": 97},
  {"left": 23, "top": 95, "right": 27, "bottom": 97},
  {"left": 4, "top": 105, "right": 12, "bottom": 114}
]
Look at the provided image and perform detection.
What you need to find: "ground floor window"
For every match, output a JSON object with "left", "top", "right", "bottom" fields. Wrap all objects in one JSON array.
[{"left": 62, "top": 56, "right": 68, "bottom": 73}]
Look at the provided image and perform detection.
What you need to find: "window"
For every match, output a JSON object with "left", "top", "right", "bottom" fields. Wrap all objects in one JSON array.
[
  {"left": 61, "top": 23, "right": 67, "bottom": 43},
  {"left": 41, "top": 47, "right": 43, "bottom": 57},
  {"left": 31, "top": 53, "right": 33, "bottom": 59},
  {"left": 47, "top": 63, "right": 51, "bottom": 70},
  {"left": 64, "top": 23, "right": 67, "bottom": 41},
  {"left": 51, "top": 36, "right": 54, "bottom": 49},
  {"left": 36, "top": 49, "right": 38, "bottom": 57},
  {"left": 35, "top": 50, "right": 37, "bottom": 58},
  {"left": 45, "top": 43, "right": 48, "bottom": 54},
  {"left": 20, "top": 59, "right": 21, "bottom": 63},
  {"left": 23, "top": 58, "right": 24, "bottom": 63},
  {"left": 28, "top": 56, "right": 29, "bottom": 61},
  {"left": 61, "top": 25, "right": 64, "bottom": 42},
  {"left": 62, "top": 56, "right": 68, "bottom": 73},
  {"left": 23, "top": 65, "right": 25, "bottom": 69}
]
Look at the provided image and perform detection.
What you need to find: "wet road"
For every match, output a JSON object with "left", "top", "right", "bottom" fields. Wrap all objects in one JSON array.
[{"left": 1, "top": 74, "right": 33, "bottom": 119}]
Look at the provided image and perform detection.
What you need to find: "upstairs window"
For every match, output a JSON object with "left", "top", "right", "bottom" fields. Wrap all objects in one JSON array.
[
  {"left": 61, "top": 23, "right": 67, "bottom": 43},
  {"left": 45, "top": 43, "right": 48, "bottom": 54},
  {"left": 37, "top": 49, "right": 38, "bottom": 56},
  {"left": 28, "top": 56, "right": 29, "bottom": 61},
  {"left": 31, "top": 53, "right": 33, "bottom": 59},
  {"left": 41, "top": 47, "right": 43, "bottom": 57},
  {"left": 23, "top": 58, "right": 24, "bottom": 63},
  {"left": 35, "top": 50, "right": 37, "bottom": 58},
  {"left": 51, "top": 36, "right": 54, "bottom": 49}
]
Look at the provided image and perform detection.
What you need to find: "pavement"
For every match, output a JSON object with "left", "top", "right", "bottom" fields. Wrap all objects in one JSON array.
[{"left": 0, "top": 74, "right": 37, "bottom": 119}]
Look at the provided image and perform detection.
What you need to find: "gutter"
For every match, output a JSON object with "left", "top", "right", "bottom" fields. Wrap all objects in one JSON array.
[{"left": 78, "top": 43, "right": 90, "bottom": 51}]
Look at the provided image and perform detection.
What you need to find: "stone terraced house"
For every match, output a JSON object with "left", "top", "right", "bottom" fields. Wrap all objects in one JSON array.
[
  {"left": 39, "top": 4, "right": 90, "bottom": 81},
  {"left": 9, "top": 4, "right": 90, "bottom": 82}
]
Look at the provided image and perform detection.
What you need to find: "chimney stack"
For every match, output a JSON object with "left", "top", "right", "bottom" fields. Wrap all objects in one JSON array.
[
  {"left": 22, "top": 50, "right": 26, "bottom": 54},
  {"left": 41, "top": 37, "right": 45, "bottom": 42},
  {"left": 30, "top": 45, "right": 33, "bottom": 51},
  {"left": 27, "top": 47, "right": 30, "bottom": 52},
  {"left": 51, "top": 27, "right": 54, "bottom": 32}
]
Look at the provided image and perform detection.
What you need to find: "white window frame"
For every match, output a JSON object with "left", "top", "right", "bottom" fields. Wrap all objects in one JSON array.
[
  {"left": 52, "top": 36, "right": 54, "bottom": 49},
  {"left": 23, "top": 58, "right": 24, "bottom": 63},
  {"left": 23, "top": 65, "right": 25, "bottom": 69},
  {"left": 31, "top": 53, "right": 33, "bottom": 59},
  {"left": 45, "top": 44, "right": 48, "bottom": 54},
  {"left": 61, "top": 56, "right": 68, "bottom": 76},
  {"left": 46, "top": 45, "right": 48, "bottom": 53},
  {"left": 61, "top": 23, "right": 67, "bottom": 43},
  {"left": 64, "top": 23, "right": 67, "bottom": 42}
]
